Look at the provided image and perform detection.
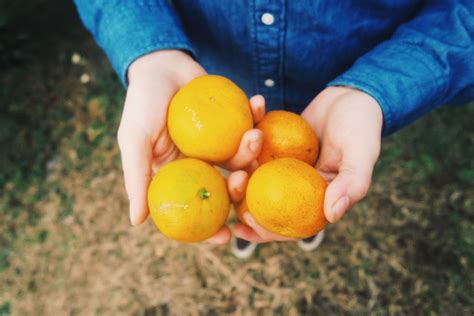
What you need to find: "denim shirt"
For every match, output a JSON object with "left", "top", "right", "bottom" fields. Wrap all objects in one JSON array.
[{"left": 74, "top": 0, "right": 473, "bottom": 135}]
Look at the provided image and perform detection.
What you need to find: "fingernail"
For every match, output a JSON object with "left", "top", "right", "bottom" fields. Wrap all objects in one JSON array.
[{"left": 331, "top": 196, "right": 350, "bottom": 222}]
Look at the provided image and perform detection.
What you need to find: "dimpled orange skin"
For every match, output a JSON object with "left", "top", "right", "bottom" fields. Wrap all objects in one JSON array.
[
  {"left": 147, "top": 158, "right": 230, "bottom": 242},
  {"left": 235, "top": 198, "right": 250, "bottom": 226},
  {"left": 246, "top": 158, "right": 327, "bottom": 238},
  {"left": 168, "top": 75, "right": 253, "bottom": 162},
  {"left": 257, "top": 110, "right": 318, "bottom": 165}
]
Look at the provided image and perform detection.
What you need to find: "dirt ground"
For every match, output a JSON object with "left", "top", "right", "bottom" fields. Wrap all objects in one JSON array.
[{"left": 1, "top": 1, "right": 473, "bottom": 315}]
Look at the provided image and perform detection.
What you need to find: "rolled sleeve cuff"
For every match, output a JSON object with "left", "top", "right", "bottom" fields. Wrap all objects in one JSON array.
[
  {"left": 118, "top": 41, "right": 195, "bottom": 86},
  {"left": 326, "top": 39, "right": 449, "bottom": 136},
  {"left": 93, "top": 0, "right": 195, "bottom": 85},
  {"left": 327, "top": 75, "right": 394, "bottom": 136}
]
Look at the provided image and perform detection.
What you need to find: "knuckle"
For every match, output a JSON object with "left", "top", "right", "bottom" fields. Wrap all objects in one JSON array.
[{"left": 353, "top": 180, "right": 370, "bottom": 199}]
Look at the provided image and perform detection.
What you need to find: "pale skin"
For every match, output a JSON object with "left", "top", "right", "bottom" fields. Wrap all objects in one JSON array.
[{"left": 118, "top": 50, "right": 383, "bottom": 244}]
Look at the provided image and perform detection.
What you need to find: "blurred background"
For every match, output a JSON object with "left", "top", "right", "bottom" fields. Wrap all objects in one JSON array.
[{"left": 0, "top": 1, "right": 473, "bottom": 315}]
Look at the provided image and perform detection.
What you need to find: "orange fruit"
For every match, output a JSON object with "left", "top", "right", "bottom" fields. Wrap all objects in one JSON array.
[
  {"left": 147, "top": 158, "right": 230, "bottom": 242},
  {"left": 168, "top": 75, "right": 253, "bottom": 162},
  {"left": 246, "top": 158, "right": 327, "bottom": 238},
  {"left": 235, "top": 198, "right": 250, "bottom": 226},
  {"left": 257, "top": 110, "right": 318, "bottom": 165}
]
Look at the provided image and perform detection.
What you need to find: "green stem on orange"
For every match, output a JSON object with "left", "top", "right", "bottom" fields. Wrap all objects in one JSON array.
[{"left": 198, "top": 187, "right": 211, "bottom": 200}]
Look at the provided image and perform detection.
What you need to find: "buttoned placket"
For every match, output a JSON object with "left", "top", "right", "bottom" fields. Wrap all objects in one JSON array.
[{"left": 251, "top": 0, "right": 286, "bottom": 110}]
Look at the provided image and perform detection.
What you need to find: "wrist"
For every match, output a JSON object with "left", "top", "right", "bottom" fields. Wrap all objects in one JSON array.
[
  {"left": 127, "top": 50, "right": 197, "bottom": 84},
  {"left": 342, "top": 86, "right": 384, "bottom": 135},
  {"left": 303, "top": 86, "right": 383, "bottom": 137},
  {"left": 330, "top": 86, "right": 383, "bottom": 129}
]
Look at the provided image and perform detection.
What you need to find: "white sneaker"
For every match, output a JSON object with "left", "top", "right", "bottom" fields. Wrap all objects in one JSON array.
[
  {"left": 297, "top": 230, "right": 325, "bottom": 252},
  {"left": 231, "top": 237, "right": 257, "bottom": 259}
]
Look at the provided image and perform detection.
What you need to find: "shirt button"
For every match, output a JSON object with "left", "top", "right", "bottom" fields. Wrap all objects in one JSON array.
[
  {"left": 264, "top": 79, "right": 275, "bottom": 87},
  {"left": 261, "top": 13, "right": 275, "bottom": 25}
]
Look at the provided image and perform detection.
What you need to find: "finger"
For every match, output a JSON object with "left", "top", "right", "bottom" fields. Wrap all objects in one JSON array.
[
  {"left": 243, "top": 212, "right": 296, "bottom": 241},
  {"left": 222, "top": 129, "right": 263, "bottom": 171},
  {"left": 152, "top": 129, "right": 173, "bottom": 156},
  {"left": 249, "top": 95, "right": 266, "bottom": 124},
  {"left": 233, "top": 223, "right": 267, "bottom": 243},
  {"left": 151, "top": 131, "right": 182, "bottom": 174},
  {"left": 227, "top": 170, "right": 249, "bottom": 203},
  {"left": 324, "top": 148, "right": 375, "bottom": 224},
  {"left": 315, "top": 140, "right": 341, "bottom": 174},
  {"left": 151, "top": 145, "right": 181, "bottom": 174},
  {"left": 205, "top": 226, "right": 232, "bottom": 244},
  {"left": 317, "top": 170, "right": 337, "bottom": 183},
  {"left": 245, "top": 160, "right": 259, "bottom": 175},
  {"left": 117, "top": 123, "right": 152, "bottom": 226}
]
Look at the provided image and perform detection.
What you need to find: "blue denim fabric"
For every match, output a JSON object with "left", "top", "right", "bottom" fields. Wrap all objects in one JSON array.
[{"left": 74, "top": 0, "right": 474, "bottom": 135}]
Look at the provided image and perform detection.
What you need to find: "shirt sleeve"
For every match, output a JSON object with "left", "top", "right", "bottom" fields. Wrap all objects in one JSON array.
[
  {"left": 73, "top": 0, "right": 195, "bottom": 85},
  {"left": 327, "top": 0, "right": 474, "bottom": 135}
]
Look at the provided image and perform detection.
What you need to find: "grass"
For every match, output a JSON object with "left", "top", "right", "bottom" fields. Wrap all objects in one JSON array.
[{"left": 0, "top": 1, "right": 473, "bottom": 315}]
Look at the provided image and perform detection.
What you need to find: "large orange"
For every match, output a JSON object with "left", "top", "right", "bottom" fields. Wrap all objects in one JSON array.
[
  {"left": 168, "top": 75, "right": 253, "bottom": 162},
  {"left": 235, "top": 198, "right": 250, "bottom": 226},
  {"left": 147, "top": 158, "right": 230, "bottom": 242},
  {"left": 246, "top": 158, "right": 327, "bottom": 238},
  {"left": 257, "top": 110, "right": 318, "bottom": 165}
]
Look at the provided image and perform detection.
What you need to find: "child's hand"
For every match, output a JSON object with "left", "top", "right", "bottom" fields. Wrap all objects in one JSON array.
[
  {"left": 117, "top": 50, "right": 264, "bottom": 244},
  {"left": 230, "top": 87, "right": 383, "bottom": 243}
]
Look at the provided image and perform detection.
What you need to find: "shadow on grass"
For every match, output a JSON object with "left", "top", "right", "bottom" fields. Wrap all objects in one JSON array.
[
  {"left": 0, "top": 0, "right": 122, "bottom": 274},
  {"left": 0, "top": 1, "right": 473, "bottom": 314}
]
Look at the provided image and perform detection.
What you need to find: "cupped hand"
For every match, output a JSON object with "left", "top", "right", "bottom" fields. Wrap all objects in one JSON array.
[
  {"left": 117, "top": 50, "right": 265, "bottom": 244},
  {"left": 230, "top": 86, "right": 383, "bottom": 243}
]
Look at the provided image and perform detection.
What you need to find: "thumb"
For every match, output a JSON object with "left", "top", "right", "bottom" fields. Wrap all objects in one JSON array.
[
  {"left": 323, "top": 149, "right": 375, "bottom": 223},
  {"left": 117, "top": 122, "right": 153, "bottom": 226}
]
